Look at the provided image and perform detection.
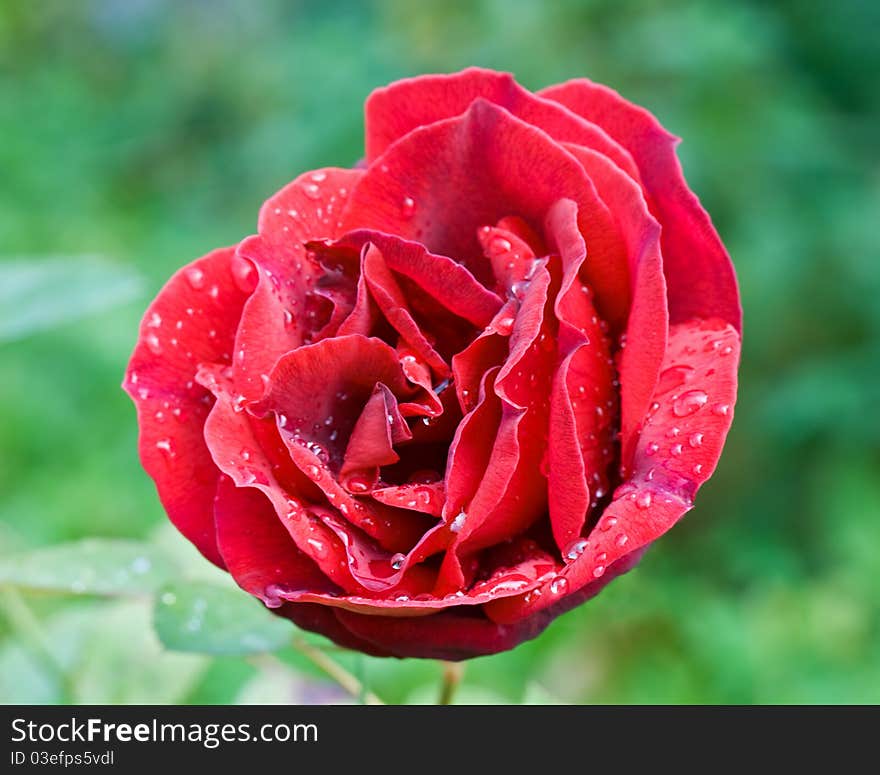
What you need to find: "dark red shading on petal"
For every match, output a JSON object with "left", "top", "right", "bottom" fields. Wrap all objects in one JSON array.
[
  {"left": 331, "top": 606, "right": 546, "bottom": 661},
  {"left": 486, "top": 318, "right": 740, "bottom": 625},
  {"left": 364, "top": 67, "right": 639, "bottom": 182},
  {"left": 277, "top": 603, "right": 394, "bottom": 658},
  {"left": 232, "top": 168, "right": 364, "bottom": 404},
  {"left": 123, "top": 246, "right": 251, "bottom": 567},
  {"left": 540, "top": 80, "right": 742, "bottom": 331}
]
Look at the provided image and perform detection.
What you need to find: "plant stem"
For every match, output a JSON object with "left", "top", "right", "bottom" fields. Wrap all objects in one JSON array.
[
  {"left": 291, "top": 636, "right": 385, "bottom": 705},
  {"left": 438, "top": 660, "right": 465, "bottom": 705}
]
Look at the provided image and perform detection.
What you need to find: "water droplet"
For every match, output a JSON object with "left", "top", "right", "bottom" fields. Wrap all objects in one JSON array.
[
  {"left": 450, "top": 510, "right": 467, "bottom": 533},
  {"left": 185, "top": 267, "right": 205, "bottom": 289},
  {"left": 155, "top": 438, "right": 174, "bottom": 457},
  {"left": 145, "top": 333, "right": 162, "bottom": 355},
  {"left": 688, "top": 432, "right": 704, "bottom": 448},
  {"left": 550, "top": 576, "right": 569, "bottom": 595},
  {"left": 599, "top": 516, "right": 618, "bottom": 532},
  {"left": 489, "top": 236, "right": 512, "bottom": 256},
  {"left": 131, "top": 556, "right": 151, "bottom": 574},
  {"left": 344, "top": 473, "right": 372, "bottom": 493},
  {"left": 390, "top": 553, "right": 406, "bottom": 571},
  {"left": 656, "top": 364, "right": 694, "bottom": 394},
  {"left": 310, "top": 170, "right": 327, "bottom": 183},
  {"left": 303, "top": 183, "right": 321, "bottom": 200},
  {"left": 496, "top": 316, "right": 515, "bottom": 335},
  {"left": 615, "top": 533, "right": 629, "bottom": 548},
  {"left": 592, "top": 565, "right": 606, "bottom": 579},
  {"left": 672, "top": 389, "right": 709, "bottom": 417},
  {"left": 306, "top": 464, "right": 321, "bottom": 479},
  {"left": 670, "top": 443, "right": 683, "bottom": 456},
  {"left": 645, "top": 442, "right": 660, "bottom": 456},
  {"left": 565, "top": 538, "right": 589, "bottom": 561},
  {"left": 232, "top": 394, "right": 247, "bottom": 413},
  {"left": 693, "top": 463, "right": 704, "bottom": 475},
  {"left": 636, "top": 492, "right": 652, "bottom": 509},
  {"left": 401, "top": 196, "right": 416, "bottom": 217},
  {"left": 147, "top": 312, "right": 162, "bottom": 328},
  {"left": 712, "top": 403, "right": 730, "bottom": 416}
]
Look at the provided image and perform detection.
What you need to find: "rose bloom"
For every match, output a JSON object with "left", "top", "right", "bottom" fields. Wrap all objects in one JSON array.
[{"left": 124, "top": 69, "right": 740, "bottom": 660}]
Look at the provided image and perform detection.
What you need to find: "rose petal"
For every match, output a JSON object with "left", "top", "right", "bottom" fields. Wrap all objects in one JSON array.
[
  {"left": 560, "top": 144, "right": 667, "bottom": 470},
  {"left": 365, "top": 67, "right": 639, "bottom": 181},
  {"left": 252, "top": 334, "right": 415, "bottom": 469},
  {"left": 342, "top": 99, "right": 624, "bottom": 303},
  {"left": 232, "top": 168, "right": 364, "bottom": 403},
  {"left": 332, "top": 230, "right": 503, "bottom": 328},
  {"left": 123, "top": 246, "right": 251, "bottom": 567},
  {"left": 213, "top": 474, "right": 338, "bottom": 604},
  {"left": 331, "top": 607, "right": 548, "bottom": 661},
  {"left": 341, "top": 382, "right": 411, "bottom": 474},
  {"left": 540, "top": 80, "right": 742, "bottom": 331},
  {"left": 486, "top": 318, "right": 740, "bottom": 624}
]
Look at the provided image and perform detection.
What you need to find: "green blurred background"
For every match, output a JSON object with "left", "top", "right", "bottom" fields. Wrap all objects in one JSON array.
[{"left": 1, "top": 0, "right": 878, "bottom": 704}]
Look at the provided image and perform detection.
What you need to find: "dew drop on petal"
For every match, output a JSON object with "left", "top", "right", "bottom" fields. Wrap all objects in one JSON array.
[
  {"left": 401, "top": 196, "right": 416, "bottom": 218},
  {"left": 636, "top": 492, "right": 652, "bottom": 510},
  {"left": 550, "top": 576, "right": 569, "bottom": 595},
  {"left": 688, "top": 432, "right": 704, "bottom": 448},
  {"left": 565, "top": 538, "right": 589, "bottom": 562},
  {"left": 185, "top": 267, "right": 205, "bottom": 289},
  {"left": 672, "top": 390, "right": 709, "bottom": 417},
  {"left": 145, "top": 333, "right": 162, "bottom": 355},
  {"left": 390, "top": 553, "right": 406, "bottom": 571},
  {"left": 450, "top": 510, "right": 467, "bottom": 533},
  {"left": 712, "top": 403, "right": 731, "bottom": 417},
  {"left": 496, "top": 316, "right": 515, "bottom": 335}
]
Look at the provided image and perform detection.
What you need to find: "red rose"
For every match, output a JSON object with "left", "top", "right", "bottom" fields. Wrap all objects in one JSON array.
[{"left": 124, "top": 68, "right": 740, "bottom": 660}]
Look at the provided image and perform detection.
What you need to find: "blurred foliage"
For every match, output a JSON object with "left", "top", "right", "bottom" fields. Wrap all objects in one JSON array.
[{"left": 1, "top": 0, "right": 878, "bottom": 704}]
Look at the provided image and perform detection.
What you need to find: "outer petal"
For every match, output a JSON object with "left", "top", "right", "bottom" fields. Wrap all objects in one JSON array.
[
  {"left": 123, "top": 246, "right": 250, "bottom": 567},
  {"left": 213, "top": 474, "right": 338, "bottom": 604},
  {"left": 486, "top": 318, "right": 740, "bottom": 624},
  {"left": 559, "top": 145, "right": 667, "bottom": 470},
  {"left": 365, "top": 67, "right": 639, "bottom": 181},
  {"left": 540, "top": 80, "right": 742, "bottom": 331},
  {"left": 331, "top": 607, "right": 549, "bottom": 661}
]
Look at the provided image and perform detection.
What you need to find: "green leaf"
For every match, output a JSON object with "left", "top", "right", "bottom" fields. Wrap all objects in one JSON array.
[
  {"left": 0, "top": 539, "right": 175, "bottom": 595},
  {"left": 0, "top": 255, "right": 142, "bottom": 343},
  {"left": 0, "top": 600, "right": 206, "bottom": 704},
  {"left": 154, "top": 581, "right": 293, "bottom": 656}
]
